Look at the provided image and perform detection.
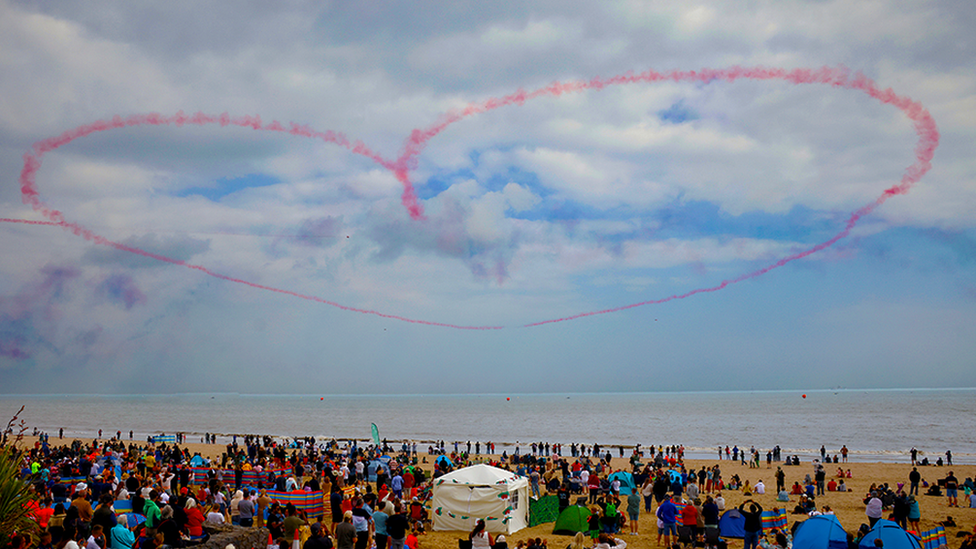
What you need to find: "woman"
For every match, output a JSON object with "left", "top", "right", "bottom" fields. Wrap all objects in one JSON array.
[
  {"left": 56, "top": 525, "right": 80, "bottom": 549},
  {"left": 469, "top": 519, "right": 493, "bottom": 549},
  {"left": 864, "top": 493, "right": 883, "bottom": 527},
  {"left": 230, "top": 490, "right": 244, "bottom": 525},
  {"left": 49, "top": 502, "right": 68, "bottom": 543},
  {"left": 907, "top": 495, "right": 921, "bottom": 532},
  {"left": 155, "top": 506, "right": 184, "bottom": 548},
  {"left": 566, "top": 532, "right": 587, "bottom": 549},
  {"left": 185, "top": 498, "right": 206, "bottom": 537},
  {"left": 593, "top": 533, "right": 626, "bottom": 549},
  {"left": 641, "top": 478, "right": 654, "bottom": 513}
]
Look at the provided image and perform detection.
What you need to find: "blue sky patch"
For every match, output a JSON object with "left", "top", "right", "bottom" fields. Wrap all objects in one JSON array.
[
  {"left": 658, "top": 100, "right": 699, "bottom": 124},
  {"left": 174, "top": 173, "right": 281, "bottom": 201}
]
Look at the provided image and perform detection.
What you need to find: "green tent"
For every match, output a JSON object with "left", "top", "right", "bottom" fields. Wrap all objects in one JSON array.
[
  {"left": 552, "top": 505, "right": 592, "bottom": 536},
  {"left": 529, "top": 495, "right": 560, "bottom": 527}
]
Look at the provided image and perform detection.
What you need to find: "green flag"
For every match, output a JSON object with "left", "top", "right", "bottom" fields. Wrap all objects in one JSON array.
[{"left": 371, "top": 423, "right": 380, "bottom": 446}]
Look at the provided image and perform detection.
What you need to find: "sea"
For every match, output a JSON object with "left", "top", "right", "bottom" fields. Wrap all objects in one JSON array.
[{"left": 2, "top": 389, "right": 974, "bottom": 464}]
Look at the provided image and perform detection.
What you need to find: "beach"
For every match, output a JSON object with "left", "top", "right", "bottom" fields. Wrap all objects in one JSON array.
[{"left": 16, "top": 433, "right": 974, "bottom": 549}]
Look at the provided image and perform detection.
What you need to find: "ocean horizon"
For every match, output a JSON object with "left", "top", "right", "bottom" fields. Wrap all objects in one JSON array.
[{"left": 3, "top": 388, "right": 974, "bottom": 464}]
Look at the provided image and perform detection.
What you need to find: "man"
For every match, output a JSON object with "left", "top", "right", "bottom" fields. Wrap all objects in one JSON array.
[
  {"left": 330, "top": 486, "right": 345, "bottom": 527},
  {"left": 386, "top": 504, "right": 409, "bottom": 549},
  {"left": 284, "top": 504, "right": 308, "bottom": 544},
  {"left": 239, "top": 492, "right": 256, "bottom": 527},
  {"left": 266, "top": 502, "right": 285, "bottom": 540},
  {"left": 909, "top": 468, "right": 921, "bottom": 496},
  {"left": 656, "top": 494, "right": 678, "bottom": 547},
  {"left": 91, "top": 493, "right": 118, "bottom": 537},
  {"left": 391, "top": 470, "right": 404, "bottom": 500},
  {"left": 351, "top": 498, "right": 373, "bottom": 549},
  {"left": 335, "top": 510, "right": 358, "bottom": 549},
  {"left": 738, "top": 499, "right": 763, "bottom": 549},
  {"left": 945, "top": 471, "right": 959, "bottom": 507},
  {"left": 626, "top": 487, "right": 641, "bottom": 535},
  {"left": 72, "top": 482, "right": 95, "bottom": 539},
  {"left": 775, "top": 467, "right": 786, "bottom": 493},
  {"left": 143, "top": 490, "right": 162, "bottom": 537},
  {"left": 305, "top": 522, "right": 334, "bottom": 549},
  {"left": 530, "top": 467, "right": 542, "bottom": 499}
]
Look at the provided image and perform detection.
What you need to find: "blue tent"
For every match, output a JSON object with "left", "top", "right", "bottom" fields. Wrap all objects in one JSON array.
[
  {"left": 190, "top": 455, "right": 205, "bottom": 467},
  {"left": 608, "top": 471, "right": 636, "bottom": 495},
  {"left": 858, "top": 520, "right": 921, "bottom": 549},
  {"left": 718, "top": 509, "right": 746, "bottom": 538},
  {"left": 368, "top": 460, "right": 389, "bottom": 482},
  {"left": 435, "top": 455, "right": 454, "bottom": 469},
  {"left": 793, "top": 515, "right": 848, "bottom": 549}
]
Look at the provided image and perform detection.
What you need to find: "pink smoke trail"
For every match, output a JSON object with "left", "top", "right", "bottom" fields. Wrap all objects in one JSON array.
[
  {"left": 9, "top": 66, "right": 939, "bottom": 328},
  {"left": 14, "top": 112, "right": 499, "bottom": 330},
  {"left": 0, "top": 218, "right": 61, "bottom": 226}
]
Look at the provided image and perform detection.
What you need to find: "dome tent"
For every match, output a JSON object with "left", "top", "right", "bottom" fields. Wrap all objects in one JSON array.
[
  {"left": 552, "top": 504, "right": 592, "bottom": 535},
  {"left": 793, "top": 514, "right": 849, "bottom": 549},
  {"left": 858, "top": 520, "right": 921, "bottom": 549},
  {"left": 431, "top": 464, "right": 530, "bottom": 535}
]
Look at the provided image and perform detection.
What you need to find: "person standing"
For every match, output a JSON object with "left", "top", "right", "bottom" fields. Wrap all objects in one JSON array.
[
  {"left": 238, "top": 493, "right": 255, "bottom": 527},
  {"left": 374, "top": 502, "right": 392, "bottom": 549},
  {"left": 908, "top": 468, "right": 921, "bottom": 496},
  {"left": 386, "top": 504, "right": 409, "bottom": 549},
  {"left": 656, "top": 494, "right": 678, "bottom": 547},
  {"left": 865, "top": 492, "right": 883, "bottom": 527},
  {"left": 945, "top": 471, "right": 959, "bottom": 507},
  {"left": 910, "top": 447, "right": 918, "bottom": 465},
  {"left": 738, "top": 499, "right": 763, "bottom": 549},
  {"left": 946, "top": 450, "right": 953, "bottom": 466},
  {"left": 305, "top": 523, "right": 334, "bottom": 549},
  {"left": 627, "top": 488, "right": 641, "bottom": 535},
  {"left": 335, "top": 511, "right": 358, "bottom": 549}
]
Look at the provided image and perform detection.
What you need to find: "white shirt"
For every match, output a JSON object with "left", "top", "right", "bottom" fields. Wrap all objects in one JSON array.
[
  {"left": 755, "top": 482, "right": 766, "bottom": 495},
  {"left": 471, "top": 532, "right": 490, "bottom": 549}
]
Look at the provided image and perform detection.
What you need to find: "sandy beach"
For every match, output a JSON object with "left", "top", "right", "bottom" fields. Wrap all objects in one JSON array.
[{"left": 18, "top": 434, "right": 974, "bottom": 549}]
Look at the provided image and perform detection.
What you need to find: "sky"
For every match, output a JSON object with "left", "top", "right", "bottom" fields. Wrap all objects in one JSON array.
[{"left": 1, "top": 0, "right": 975, "bottom": 394}]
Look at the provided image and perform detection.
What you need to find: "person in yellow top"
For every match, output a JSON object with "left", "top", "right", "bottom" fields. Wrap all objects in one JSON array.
[
  {"left": 243, "top": 462, "right": 253, "bottom": 471},
  {"left": 145, "top": 454, "right": 156, "bottom": 469}
]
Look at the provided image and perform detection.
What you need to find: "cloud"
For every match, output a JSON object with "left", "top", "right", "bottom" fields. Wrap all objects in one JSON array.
[
  {"left": 0, "top": 265, "right": 85, "bottom": 362},
  {"left": 83, "top": 233, "right": 210, "bottom": 269},
  {"left": 96, "top": 273, "right": 147, "bottom": 310}
]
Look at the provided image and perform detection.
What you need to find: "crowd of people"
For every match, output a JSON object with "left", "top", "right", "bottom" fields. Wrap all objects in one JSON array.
[{"left": 6, "top": 432, "right": 974, "bottom": 549}]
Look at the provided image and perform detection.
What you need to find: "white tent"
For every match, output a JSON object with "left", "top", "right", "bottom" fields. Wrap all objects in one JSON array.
[{"left": 431, "top": 464, "right": 530, "bottom": 534}]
